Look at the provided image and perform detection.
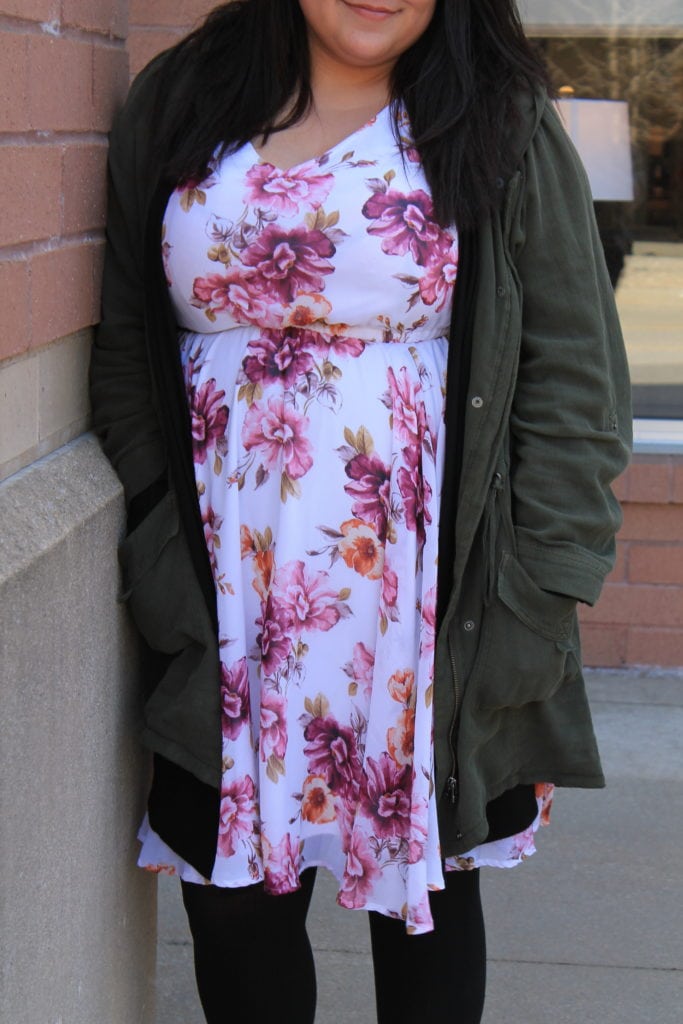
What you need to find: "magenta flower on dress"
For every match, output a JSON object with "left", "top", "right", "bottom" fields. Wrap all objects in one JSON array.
[
  {"left": 256, "top": 595, "right": 293, "bottom": 677},
  {"left": 241, "top": 225, "right": 336, "bottom": 305},
  {"left": 396, "top": 444, "right": 432, "bottom": 548},
  {"left": 264, "top": 833, "right": 301, "bottom": 894},
  {"left": 242, "top": 396, "right": 313, "bottom": 480},
  {"left": 420, "top": 584, "right": 437, "bottom": 663},
  {"left": 419, "top": 243, "right": 458, "bottom": 311},
  {"left": 245, "top": 162, "right": 334, "bottom": 216},
  {"left": 191, "top": 267, "right": 276, "bottom": 326},
  {"left": 362, "top": 188, "right": 444, "bottom": 267},
  {"left": 304, "top": 715, "right": 362, "bottom": 798},
  {"left": 242, "top": 330, "right": 315, "bottom": 388},
  {"left": 190, "top": 378, "right": 228, "bottom": 465},
  {"left": 348, "top": 641, "right": 375, "bottom": 699},
  {"left": 302, "top": 330, "right": 366, "bottom": 360},
  {"left": 338, "top": 830, "right": 381, "bottom": 909},
  {"left": 272, "top": 559, "right": 342, "bottom": 634},
  {"left": 343, "top": 451, "right": 392, "bottom": 539},
  {"left": 201, "top": 503, "right": 223, "bottom": 579},
  {"left": 218, "top": 774, "right": 255, "bottom": 857},
  {"left": 221, "top": 657, "right": 250, "bottom": 742},
  {"left": 387, "top": 366, "right": 427, "bottom": 446},
  {"left": 260, "top": 689, "right": 288, "bottom": 761},
  {"left": 360, "top": 753, "right": 412, "bottom": 840}
]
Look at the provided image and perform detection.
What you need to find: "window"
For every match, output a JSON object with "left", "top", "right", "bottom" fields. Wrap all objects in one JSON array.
[{"left": 522, "top": 0, "right": 683, "bottom": 420}]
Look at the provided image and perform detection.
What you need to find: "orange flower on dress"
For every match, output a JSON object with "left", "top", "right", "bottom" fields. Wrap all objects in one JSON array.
[
  {"left": 240, "top": 524, "right": 254, "bottom": 558},
  {"left": 387, "top": 708, "right": 415, "bottom": 767},
  {"left": 253, "top": 549, "right": 274, "bottom": 598},
  {"left": 338, "top": 518, "right": 384, "bottom": 579},
  {"left": 387, "top": 669, "right": 416, "bottom": 707},
  {"left": 301, "top": 774, "right": 337, "bottom": 824}
]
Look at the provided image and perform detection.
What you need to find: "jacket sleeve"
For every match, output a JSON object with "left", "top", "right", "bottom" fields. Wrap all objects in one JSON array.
[
  {"left": 89, "top": 58, "right": 168, "bottom": 509},
  {"left": 508, "top": 100, "right": 632, "bottom": 605}
]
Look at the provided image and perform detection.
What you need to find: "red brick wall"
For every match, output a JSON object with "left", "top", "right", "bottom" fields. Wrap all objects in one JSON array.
[
  {"left": 128, "top": 0, "right": 213, "bottom": 77},
  {"left": 0, "top": 1, "right": 128, "bottom": 362},
  {"left": 580, "top": 454, "right": 683, "bottom": 668}
]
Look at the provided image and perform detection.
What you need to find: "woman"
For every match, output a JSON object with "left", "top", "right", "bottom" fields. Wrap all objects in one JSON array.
[{"left": 90, "top": 1, "right": 631, "bottom": 1021}]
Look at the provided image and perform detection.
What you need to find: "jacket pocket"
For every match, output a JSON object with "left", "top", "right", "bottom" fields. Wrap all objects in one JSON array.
[
  {"left": 118, "top": 490, "right": 199, "bottom": 654},
  {"left": 473, "top": 551, "right": 577, "bottom": 709}
]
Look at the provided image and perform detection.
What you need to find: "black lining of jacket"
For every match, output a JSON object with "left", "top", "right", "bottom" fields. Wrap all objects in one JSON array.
[{"left": 138, "top": 179, "right": 536, "bottom": 878}]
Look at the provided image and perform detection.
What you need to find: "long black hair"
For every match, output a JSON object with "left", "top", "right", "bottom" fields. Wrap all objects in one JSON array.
[{"left": 154, "top": 0, "right": 550, "bottom": 229}]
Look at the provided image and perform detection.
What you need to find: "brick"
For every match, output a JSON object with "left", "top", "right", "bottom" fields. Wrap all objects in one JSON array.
[
  {"left": 0, "top": 0, "right": 59, "bottom": 22},
  {"left": 28, "top": 35, "right": 92, "bottom": 132},
  {"left": 626, "top": 628, "right": 683, "bottom": 669},
  {"left": 92, "top": 42, "right": 128, "bottom": 131},
  {"left": 623, "top": 458, "right": 672, "bottom": 504},
  {"left": 29, "top": 243, "right": 97, "bottom": 348},
  {"left": 673, "top": 463, "right": 683, "bottom": 504},
  {"left": 62, "top": 0, "right": 128, "bottom": 38},
  {"left": 604, "top": 541, "right": 627, "bottom": 584},
  {"left": 578, "top": 622, "right": 627, "bottom": 668},
  {"left": 62, "top": 143, "right": 108, "bottom": 234},
  {"left": 618, "top": 504, "right": 682, "bottom": 543},
  {"left": 580, "top": 582, "right": 683, "bottom": 628},
  {"left": 127, "top": 28, "right": 183, "bottom": 78},
  {"left": 628, "top": 544, "right": 683, "bottom": 586},
  {"left": 0, "top": 145, "right": 62, "bottom": 248},
  {"left": 129, "top": 0, "right": 212, "bottom": 28},
  {"left": 0, "top": 260, "right": 31, "bottom": 360},
  {"left": 611, "top": 468, "right": 629, "bottom": 503},
  {"left": 0, "top": 31, "right": 29, "bottom": 132}
]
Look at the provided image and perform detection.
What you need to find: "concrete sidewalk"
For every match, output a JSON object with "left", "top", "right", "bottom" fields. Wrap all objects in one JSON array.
[{"left": 154, "top": 670, "right": 683, "bottom": 1024}]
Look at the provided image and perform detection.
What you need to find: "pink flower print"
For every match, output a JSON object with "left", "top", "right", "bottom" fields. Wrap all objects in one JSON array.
[
  {"left": 245, "top": 162, "right": 334, "bottom": 216},
  {"left": 272, "top": 560, "right": 341, "bottom": 634},
  {"left": 381, "top": 565, "right": 399, "bottom": 612},
  {"left": 396, "top": 444, "right": 432, "bottom": 548},
  {"left": 201, "top": 503, "right": 223, "bottom": 579},
  {"left": 301, "top": 774, "right": 337, "bottom": 824},
  {"left": 408, "top": 798, "right": 429, "bottom": 865},
  {"left": 260, "top": 689, "right": 288, "bottom": 761},
  {"left": 190, "top": 378, "right": 228, "bottom": 465},
  {"left": 387, "top": 669, "right": 415, "bottom": 706},
  {"left": 349, "top": 641, "right": 375, "bottom": 700},
  {"left": 420, "top": 584, "right": 437, "bottom": 662},
  {"left": 241, "top": 225, "right": 335, "bottom": 305},
  {"left": 242, "top": 396, "right": 313, "bottom": 480},
  {"left": 256, "top": 595, "right": 293, "bottom": 677},
  {"left": 242, "top": 330, "right": 315, "bottom": 388},
  {"left": 191, "top": 267, "right": 277, "bottom": 327},
  {"left": 535, "top": 782, "right": 554, "bottom": 826},
  {"left": 221, "top": 657, "right": 250, "bottom": 742},
  {"left": 218, "top": 774, "right": 255, "bottom": 857},
  {"left": 304, "top": 715, "right": 362, "bottom": 798},
  {"left": 419, "top": 242, "right": 458, "bottom": 311},
  {"left": 264, "top": 833, "right": 301, "bottom": 895},
  {"left": 360, "top": 753, "right": 412, "bottom": 840},
  {"left": 344, "top": 452, "right": 392, "bottom": 539},
  {"left": 338, "top": 830, "right": 381, "bottom": 909},
  {"left": 304, "top": 331, "right": 366, "bottom": 359},
  {"left": 362, "top": 188, "right": 444, "bottom": 267},
  {"left": 387, "top": 366, "right": 427, "bottom": 446}
]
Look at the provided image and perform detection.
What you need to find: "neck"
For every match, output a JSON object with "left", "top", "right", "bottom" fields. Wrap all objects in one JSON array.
[{"left": 307, "top": 38, "right": 393, "bottom": 115}]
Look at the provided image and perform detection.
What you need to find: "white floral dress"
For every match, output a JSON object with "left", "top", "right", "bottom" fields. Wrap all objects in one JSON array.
[{"left": 137, "top": 105, "right": 552, "bottom": 934}]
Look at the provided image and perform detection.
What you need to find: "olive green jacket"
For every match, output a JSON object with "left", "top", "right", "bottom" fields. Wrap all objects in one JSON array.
[{"left": 90, "top": 54, "right": 631, "bottom": 859}]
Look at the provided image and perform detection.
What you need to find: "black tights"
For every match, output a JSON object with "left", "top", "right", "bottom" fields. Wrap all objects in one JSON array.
[{"left": 181, "top": 867, "right": 486, "bottom": 1024}]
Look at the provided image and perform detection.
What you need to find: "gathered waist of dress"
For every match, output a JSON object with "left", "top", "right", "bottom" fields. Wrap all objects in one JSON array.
[{"left": 177, "top": 321, "right": 450, "bottom": 349}]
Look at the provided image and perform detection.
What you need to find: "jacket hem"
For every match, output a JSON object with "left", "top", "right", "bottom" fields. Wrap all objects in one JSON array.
[{"left": 142, "top": 727, "right": 221, "bottom": 790}]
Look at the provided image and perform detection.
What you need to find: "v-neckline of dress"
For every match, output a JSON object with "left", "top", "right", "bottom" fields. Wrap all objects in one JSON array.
[{"left": 246, "top": 104, "right": 390, "bottom": 175}]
